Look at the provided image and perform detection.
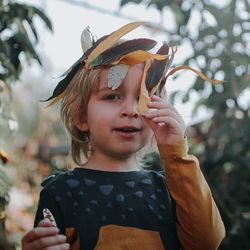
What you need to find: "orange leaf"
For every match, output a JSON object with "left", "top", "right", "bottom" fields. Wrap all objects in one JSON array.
[
  {"left": 165, "top": 65, "right": 224, "bottom": 85},
  {"left": 138, "top": 60, "right": 152, "bottom": 114},
  {"left": 111, "top": 50, "right": 167, "bottom": 65}
]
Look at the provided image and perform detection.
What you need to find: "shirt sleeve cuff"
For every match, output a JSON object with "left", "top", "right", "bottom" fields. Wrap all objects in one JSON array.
[{"left": 157, "top": 137, "right": 189, "bottom": 160}]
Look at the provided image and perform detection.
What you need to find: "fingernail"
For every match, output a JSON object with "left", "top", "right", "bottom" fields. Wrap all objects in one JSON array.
[
  {"left": 64, "top": 243, "right": 70, "bottom": 249},
  {"left": 58, "top": 234, "right": 67, "bottom": 241},
  {"left": 51, "top": 227, "right": 60, "bottom": 233}
]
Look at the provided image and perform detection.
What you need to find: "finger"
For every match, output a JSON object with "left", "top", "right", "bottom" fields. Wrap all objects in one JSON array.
[
  {"left": 38, "top": 218, "right": 55, "bottom": 227},
  {"left": 151, "top": 94, "right": 162, "bottom": 100},
  {"left": 22, "top": 226, "right": 59, "bottom": 243},
  {"left": 42, "top": 243, "right": 70, "bottom": 250},
  {"left": 144, "top": 109, "right": 184, "bottom": 126},
  {"left": 147, "top": 96, "right": 185, "bottom": 125},
  {"left": 151, "top": 94, "right": 169, "bottom": 104},
  {"left": 29, "top": 234, "right": 67, "bottom": 249},
  {"left": 147, "top": 100, "right": 178, "bottom": 113},
  {"left": 151, "top": 116, "right": 185, "bottom": 134}
]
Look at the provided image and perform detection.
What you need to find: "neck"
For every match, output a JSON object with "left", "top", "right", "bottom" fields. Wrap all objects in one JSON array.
[{"left": 82, "top": 151, "right": 140, "bottom": 172}]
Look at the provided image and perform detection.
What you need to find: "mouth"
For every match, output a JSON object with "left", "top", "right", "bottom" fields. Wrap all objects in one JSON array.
[
  {"left": 113, "top": 126, "right": 141, "bottom": 138},
  {"left": 114, "top": 126, "right": 140, "bottom": 133}
]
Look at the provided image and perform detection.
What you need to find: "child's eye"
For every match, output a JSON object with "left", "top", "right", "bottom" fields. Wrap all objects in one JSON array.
[{"left": 103, "top": 94, "right": 120, "bottom": 101}]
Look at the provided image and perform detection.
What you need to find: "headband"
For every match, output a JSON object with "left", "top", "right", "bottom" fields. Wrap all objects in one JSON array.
[{"left": 44, "top": 21, "right": 222, "bottom": 113}]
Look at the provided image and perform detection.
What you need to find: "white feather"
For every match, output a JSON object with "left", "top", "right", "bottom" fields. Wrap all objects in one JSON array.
[
  {"left": 43, "top": 208, "right": 57, "bottom": 227},
  {"left": 108, "top": 64, "right": 130, "bottom": 90},
  {"left": 81, "top": 26, "right": 94, "bottom": 53}
]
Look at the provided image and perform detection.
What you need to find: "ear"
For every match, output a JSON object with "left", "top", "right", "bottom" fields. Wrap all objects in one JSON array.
[
  {"left": 75, "top": 116, "right": 89, "bottom": 132},
  {"left": 76, "top": 121, "right": 89, "bottom": 132}
]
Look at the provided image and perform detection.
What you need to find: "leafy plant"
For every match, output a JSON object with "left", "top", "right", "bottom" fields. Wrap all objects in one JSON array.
[
  {"left": 0, "top": 0, "right": 53, "bottom": 132},
  {"left": 0, "top": 1, "right": 52, "bottom": 246}
]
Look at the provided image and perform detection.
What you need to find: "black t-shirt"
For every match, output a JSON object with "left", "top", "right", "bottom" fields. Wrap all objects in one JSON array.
[{"left": 34, "top": 168, "right": 180, "bottom": 250}]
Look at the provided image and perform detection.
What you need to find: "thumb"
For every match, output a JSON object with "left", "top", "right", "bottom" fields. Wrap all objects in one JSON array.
[{"left": 37, "top": 218, "right": 55, "bottom": 228}]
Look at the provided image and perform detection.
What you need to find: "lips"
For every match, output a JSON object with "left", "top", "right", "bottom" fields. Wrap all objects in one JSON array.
[
  {"left": 114, "top": 126, "right": 140, "bottom": 133},
  {"left": 113, "top": 126, "right": 141, "bottom": 138}
]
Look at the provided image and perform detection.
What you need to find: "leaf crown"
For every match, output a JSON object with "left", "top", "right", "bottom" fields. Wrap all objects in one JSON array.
[{"left": 44, "top": 21, "right": 223, "bottom": 113}]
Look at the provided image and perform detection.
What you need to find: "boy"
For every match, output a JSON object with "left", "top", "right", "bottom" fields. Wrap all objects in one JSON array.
[{"left": 22, "top": 21, "right": 225, "bottom": 250}]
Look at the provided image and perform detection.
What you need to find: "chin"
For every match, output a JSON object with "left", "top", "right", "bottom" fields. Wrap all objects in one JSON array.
[
  {"left": 111, "top": 151, "right": 137, "bottom": 159},
  {"left": 111, "top": 146, "right": 144, "bottom": 159}
]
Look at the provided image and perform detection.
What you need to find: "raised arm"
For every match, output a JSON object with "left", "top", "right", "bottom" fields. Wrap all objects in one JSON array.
[
  {"left": 143, "top": 95, "right": 225, "bottom": 249},
  {"left": 158, "top": 139, "right": 225, "bottom": 250}
]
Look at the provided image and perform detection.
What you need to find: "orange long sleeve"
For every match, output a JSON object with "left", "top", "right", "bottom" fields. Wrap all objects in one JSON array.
[{"left": 158, "top": 138, "right": 225, "bottom": 250}]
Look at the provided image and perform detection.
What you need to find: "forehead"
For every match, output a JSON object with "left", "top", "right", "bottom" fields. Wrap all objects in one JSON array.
[{"left": 99, "top": 64, "right": 144, "bottom": 89}]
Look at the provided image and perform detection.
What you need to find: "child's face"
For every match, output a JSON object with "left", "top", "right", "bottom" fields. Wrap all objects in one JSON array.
[{"left": 78, "top": 64, "right": 153, "bottom": 158}]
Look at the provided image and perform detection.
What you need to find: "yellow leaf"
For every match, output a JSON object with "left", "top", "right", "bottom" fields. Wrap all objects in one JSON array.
[
  {"left": 165, "top": 65, "right": 224, "bottom": 85},
  {"left": 138, "top": 60, "right": 152, "bottom": 114},
  {"left": 85, "top": 21, "right": 146, "bottom": 69},
  {"left": 111, "top": 50, "right": 167, "bottom": 65}
]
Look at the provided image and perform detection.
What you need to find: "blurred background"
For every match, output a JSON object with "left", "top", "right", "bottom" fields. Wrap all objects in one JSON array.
[{"left": 0, "top": 0, "right": 249, "bottom": 249}]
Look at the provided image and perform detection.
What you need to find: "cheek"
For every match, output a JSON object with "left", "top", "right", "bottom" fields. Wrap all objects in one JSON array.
[
  {"left": 87, "top": 110, "right": 113, "bottom": 133},
  {"left": 143, "top": 123, "right": 154, "bottom": 140}
]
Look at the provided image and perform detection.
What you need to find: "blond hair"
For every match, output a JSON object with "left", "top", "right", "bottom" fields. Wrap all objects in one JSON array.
[{"left": 60, "top": 67, "right": 102, "bottom": 165}]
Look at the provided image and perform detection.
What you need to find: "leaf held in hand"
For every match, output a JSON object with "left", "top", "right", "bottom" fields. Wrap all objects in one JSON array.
[
  {"left": 145, "top": 42, "right": 169, "bottom": 93},
  {"left": 138, "top": 60, "right": 152, "bottom": 114}
]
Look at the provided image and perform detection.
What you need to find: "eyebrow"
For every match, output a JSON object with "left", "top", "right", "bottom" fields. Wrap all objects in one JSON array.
[{"left": 97, "top": 87, "right": 118, "bottom": 93}]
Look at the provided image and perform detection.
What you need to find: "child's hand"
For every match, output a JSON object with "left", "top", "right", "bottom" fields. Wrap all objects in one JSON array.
[
  {"left": 22, "top": 219, "right": 70, "bottom": 250},
  {"left": 143, "top": 95, "right": 186, "bottom": 145}
]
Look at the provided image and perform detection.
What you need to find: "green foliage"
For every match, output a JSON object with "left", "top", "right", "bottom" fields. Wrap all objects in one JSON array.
[
  {"left": 120, "top": 0, "right": 175, "bottom": 11},
  {"left": 0, "top": 164, "right": 11, "bottom": 214},
  {"left": 0, "top": 1, "right": 52, "bottom": 243},
  {"left": 0, "top": 0, "right": 53, "bottom": 136},
  {"left": 0, "top": 0, "right": 53, "bottom": 85},
  {"left": 118, "top": 0, "right": 250, "bottom": 249}
]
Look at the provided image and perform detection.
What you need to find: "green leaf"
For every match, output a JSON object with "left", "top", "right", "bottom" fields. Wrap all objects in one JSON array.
[
  {"left": 15, "top": 31, "right": 42, "bottom": 65},
  {"left": 181, "top": 91, "right": 190, "bottom": 104},
  {"left": 0, "top": 52, "right": 19, "bottom": 80},
  {"left": 148, "top": 0, "right": 171, "bottom": 11},
  {"left": 120, "top": 0, "right": 142, "bottom": 7},
  {"left": 0, "top": 166, "right": 12, "bottom": 206},
  {"left": 25, "top": 17, "right": 39, "bottom": 42},
  {"left": 30, "top": 6, "right": 53, "bottom": 32}
]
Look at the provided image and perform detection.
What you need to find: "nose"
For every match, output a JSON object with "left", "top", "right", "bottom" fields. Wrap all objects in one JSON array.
[{"left": 121, "top": 98, "right": 139, "bottom": 118}]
